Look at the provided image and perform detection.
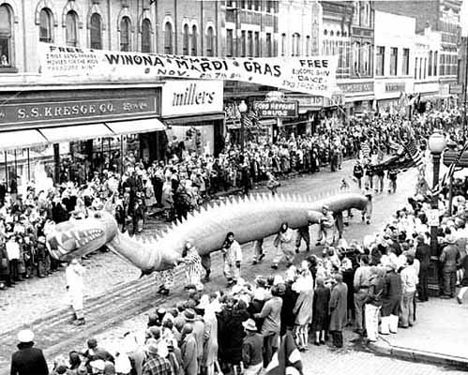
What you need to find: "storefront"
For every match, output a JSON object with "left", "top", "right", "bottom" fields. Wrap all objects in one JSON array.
[
  {"left": 161, "top": 80, "right": 225, "bottom": 157},
  {"left": 0, "top": 87, "right": 164, "bottom": 188},
  {"left": 374, "top": 79, "right": 414, "bottom": 115},
  {"left": 338, "top": 81, "right": 375, "bottom": 117}
]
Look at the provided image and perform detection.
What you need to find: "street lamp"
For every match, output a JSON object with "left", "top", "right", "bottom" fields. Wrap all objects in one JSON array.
[
  {"left": 428, "top": 130, "right": 447, "bottom": 296},
  {"left": 238, "top": 100, "right": 248, "bottom": 158}
]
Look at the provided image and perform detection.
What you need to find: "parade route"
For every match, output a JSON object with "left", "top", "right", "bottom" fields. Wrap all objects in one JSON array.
[{"left": 1, "top": 159, "right": 466, "bottom": 375}]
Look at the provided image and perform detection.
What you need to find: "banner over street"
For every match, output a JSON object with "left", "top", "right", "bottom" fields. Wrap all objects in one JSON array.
[{"left": 38, "top": 43, "right": 338, "bottom": 97}]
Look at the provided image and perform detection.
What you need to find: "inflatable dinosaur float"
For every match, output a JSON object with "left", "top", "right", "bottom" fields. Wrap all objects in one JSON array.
[{"left": 46, "top": 190, "right": 368, "bottom": 274}]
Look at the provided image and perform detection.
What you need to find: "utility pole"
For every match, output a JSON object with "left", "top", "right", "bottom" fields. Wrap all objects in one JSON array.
[{"left": 464, "top": 36, "right": 468, "bottom": 142}]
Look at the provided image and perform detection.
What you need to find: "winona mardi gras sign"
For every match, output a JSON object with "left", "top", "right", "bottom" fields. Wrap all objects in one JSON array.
[{"left": 38, "top": 43, "right": 338, "bottom": 97}]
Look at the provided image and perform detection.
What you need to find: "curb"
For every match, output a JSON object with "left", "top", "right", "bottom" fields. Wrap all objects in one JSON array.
[{"left": 368, "top": 339, "right": 468, "bottom": 369}]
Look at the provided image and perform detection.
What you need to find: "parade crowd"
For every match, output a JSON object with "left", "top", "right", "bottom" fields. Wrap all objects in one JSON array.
[{"left": 7, "top": 108, "right": 468, "bottom": 375}]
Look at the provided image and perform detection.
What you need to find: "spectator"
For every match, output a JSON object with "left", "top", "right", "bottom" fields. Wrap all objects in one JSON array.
[
  {"left": 328, "top": 273, "right": 348, "bottom": 348},
  {"left": 10, "top": 329, "right": 48, "bottom": 375}
]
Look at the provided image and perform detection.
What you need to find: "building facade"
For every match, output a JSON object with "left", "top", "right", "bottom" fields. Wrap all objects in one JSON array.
[
  {"left": 374, "top": 0, "right": 462, "bottom": 103},
  {"left": 374, "top": 10, "right": 415, "bottom": 114},
  {"left": 0, "top": 0, "right": 224, "bottom": 187},
  {"left": 339, "top": 0, "right": 375, "bottom": 116}
]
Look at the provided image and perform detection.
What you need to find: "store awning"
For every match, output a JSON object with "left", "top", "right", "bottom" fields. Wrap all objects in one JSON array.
[
  {"left": 105, "top": 118, "right": 166, "bottom": 135},
  {"left": 164, "top": 113, "right": 225, "bottom": 126},
  {"left": 0, "top": 129, "right": 49, "bottom": 151},
  {"left": 39, "top": 124, "right": 114, "bottom": 144}
]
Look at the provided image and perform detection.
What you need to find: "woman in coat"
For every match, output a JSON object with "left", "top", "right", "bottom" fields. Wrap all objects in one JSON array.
[
  {"left": 292, "top": 261, "right": 314, "bottom": 351},
  {"left": 312, "top": 276, "right": 330, "bottom": 345},
  {"left": 328, "top": 273, "right": 348, "bottom": 348},
  {"left": 380, "top": 262, "right": 402, "bottom": 335},
  {"left": 202, "top": 302, "right": 220, "bottom": 375}
]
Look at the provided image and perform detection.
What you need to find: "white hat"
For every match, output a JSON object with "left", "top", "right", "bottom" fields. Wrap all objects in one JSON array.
[
  {"left": 273, "top": 275, "right": 285, "bottom": 286},
  {"left": 90, "top": 359, "right": 106, "bottom": 371},
  {"left": 17, "top": 329, "right": 34, "bottom": 343}
]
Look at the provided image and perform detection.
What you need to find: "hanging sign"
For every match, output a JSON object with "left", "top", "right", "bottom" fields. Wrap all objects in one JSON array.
[
  {"left": 254, "top": 101, "right": 298, "bottom": 118},
  {"left": 38, "top": 43, "right": 338, "bottom": 97}
]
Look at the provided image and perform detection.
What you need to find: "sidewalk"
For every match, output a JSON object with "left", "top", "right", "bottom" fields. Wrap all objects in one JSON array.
[{"left": 369, "top": 298, "right": 468, "bottom": 368}]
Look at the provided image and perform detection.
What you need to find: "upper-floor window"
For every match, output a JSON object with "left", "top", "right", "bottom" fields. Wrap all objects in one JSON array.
[
  {"left": 434, "top": 51, "right": 438, "bottom": 75},
  {"left": 376, "top": 46, "right": 385, "bottom": 76},
  {"left": 402, "top": 48, "right": 410, "bottom": 75},
  {"left": 206, "top": 26, "right": 214, "bottom": 57},
  {"left": 120, "top": 17, "right": 131, "bottom": 52},
  {"left": 227, "top": 29, "right": 233, "bottom": 57},
  {"left": 90, "top": 13, "right": 102, "bottom": 50},
  {"left": 0, "top": 4, "right": 13, "bottom": 67},
  {"left": 241, "top": 30, "right": 246, "bottom": 57},
  {"left": 164, "top": 22, "right": 173, "bottom": 54},
  {"left": 39, "top": 8, "right": 53, "bottom": 43},
  {"left": 390, "top": 47, "right": 398, "bottom": 76},
  {"left": 281, "top": 33, "right": 286, "bottom": 56},
  {"left": 415, "top": 57, "right": 418, "bottom": 79},
  {"left": 141, "top": 19, "right": 151, "bottom": 53},
  {"left": 292, "top": 33, "right": 300, "bottom": 56},
  {"left": 254, "top": 31, "right": 259, "bottom": 57},
  {"left": 247, "top": 30, "right": 253, "bottom": 57},
  {"left": 65, "top": 11, "right": 78, "bottom": 47},
  {"left": 191, "top": 25, "right": 198, "bottom": 56},
  {"left": 428, "top": 51, "right": 433, "bottom": 76},
  {"left": 183, "top": 24, "right": 189, "bottom": 55},
  {"left": 266, "top": 32, "right": 272, "bottom": 57},
  {"left": 305, "top": 35, "right": 310, "bottom": 57}
]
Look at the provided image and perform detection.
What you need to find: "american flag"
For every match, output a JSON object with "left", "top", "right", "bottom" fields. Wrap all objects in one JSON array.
[
  {"left": 404, "top": 137, "right": 424, "bottom": 168},
  {"left": 264, "top": 332, "right": 303, "bottom": 375},
  {"left": 360, "top": 141, "right": 371, "bottom": 160}
]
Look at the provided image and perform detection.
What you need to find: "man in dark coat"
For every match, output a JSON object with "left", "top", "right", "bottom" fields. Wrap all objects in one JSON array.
[
  {"left": 10, "top": 329, "right": 48, "bottom": 375},
  {"left": 415, "top": 235, "right": 431, "bottom": 302},
  {"left": 329, "top": 273, "right": 348, "bottom": 348},
  {"left": 439, "top": 235, "right": 460, "bottom": 298}
]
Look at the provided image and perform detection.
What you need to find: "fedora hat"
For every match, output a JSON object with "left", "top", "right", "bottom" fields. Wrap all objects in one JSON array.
[
  {"left": 242, "top": 319, "right": 257, "bottom": 332},
  {"left": 184, "top": 309, "right": 196, "bottom": 322},
  {"left": 145, "top": 342, "right": 159, "bottom": 355}
]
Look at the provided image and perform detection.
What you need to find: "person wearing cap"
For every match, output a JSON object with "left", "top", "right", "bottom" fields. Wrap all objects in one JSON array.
[
  {"left": 221, "top": 232, "right": 242, "bottom": 286},
  {"left": 316, "top": 205, "right": 335, "bottom": 246},
  {"left": 142, "top": 341, "right": 173, "bottom": 375},
  {"left": 83, "top": 338, "right": 114, "bottom": 368},
  {"left": 66, "top": 258, "right": 86, "bottom": 326},
  {"left": 439, "top": 234, "right": 460, "bottom": 299},
  {"left": 10, "top": 329, "right": 49, "bottom": 375},
  {"left": 242, "top": 319, "right": 263, "bottom": 375}
]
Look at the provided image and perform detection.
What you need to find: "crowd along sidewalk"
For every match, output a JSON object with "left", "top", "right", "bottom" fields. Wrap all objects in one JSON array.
[{"left": 368, "top": 290, "right": 468, "bottom": 368}]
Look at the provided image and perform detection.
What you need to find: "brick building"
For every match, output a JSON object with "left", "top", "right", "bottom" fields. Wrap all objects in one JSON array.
[
  {"left": 374, "top": 0, "right": 462, "bottom": 103},
  {"left": 0, "top": 0, "right": 225, "bottom": 187}
]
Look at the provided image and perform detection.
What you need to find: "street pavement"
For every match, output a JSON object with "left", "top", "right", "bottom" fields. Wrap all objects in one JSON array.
[{"left": 0, "top": 159, "right": 466, "bottom": 374}]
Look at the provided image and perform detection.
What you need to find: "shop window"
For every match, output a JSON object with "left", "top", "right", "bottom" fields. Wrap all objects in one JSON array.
[
  {"left": 183, "top": 24, "right": 189, "bottom": 55},
  {"left": 390, "top": 47, "right": 398, "bottom": 76},
  {"left": 141, "top": 19, "right": 151, "bottom": 53},
  {"left": 65, "top": 11, "right": 78, "bottom": 47},
  {"left": 0, "top": 4, "right": 13, "bottom": 68},
  {"left": 90, "top": 13, "right": 102, "bottom": 50},
  {"left": 120, "top": 17, "right": 131, "bottom": 52},
  {"left": 266, "top": 32, "right": 272, "bottom": 57},
  {"left": 402, "top": 48, "right": 409, "bottom": 75},
  {"left": 164, "top": 22, "right": 173, "bottom": 54},
  {"left": 227, "top": 29, "right": 233, "bottom": 57},
  {"left": 206, "top": 26, "right": 214, "bottom": 57},
  {"left": 191, "top": 25, "right": 197, "bottom": 56},
  {"left": 39, "top": 8, "right": 53, "bottom": 43},
  {"left": 376, "top": 46, "right": 384, "bottom": 76}
]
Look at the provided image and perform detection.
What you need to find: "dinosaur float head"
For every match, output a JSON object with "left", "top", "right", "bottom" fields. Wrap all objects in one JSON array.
[{"left": 46, "top": 210, "right": 119, "bottom": 261}]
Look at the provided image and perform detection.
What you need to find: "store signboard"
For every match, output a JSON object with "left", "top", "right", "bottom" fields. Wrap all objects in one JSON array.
[
  {"left": 0, "top": 97, "right": 158, "bottom": 128},
  {"left": 161, "top": 80, "right": 223, "bottom": 117},
  {"left": 254, "top": 101, "right": 298, "bottom": 118}
]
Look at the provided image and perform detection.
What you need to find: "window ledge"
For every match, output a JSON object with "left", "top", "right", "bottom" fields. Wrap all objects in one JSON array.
[{"left": 0, "top": 67, "right": 19, "bottom": 74}]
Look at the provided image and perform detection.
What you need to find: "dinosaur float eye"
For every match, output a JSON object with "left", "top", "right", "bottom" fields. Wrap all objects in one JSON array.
[{"left": 94, "top": 212, "right": 102, "bottom": 219}]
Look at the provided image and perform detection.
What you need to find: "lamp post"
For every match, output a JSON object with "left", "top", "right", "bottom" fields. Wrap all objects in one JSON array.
[
  {"left": 238, "top": 100, "right": 248, "bottom": 159},
  {"left": 428, "top": 130, "right": 447, "bottom": 296}
]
